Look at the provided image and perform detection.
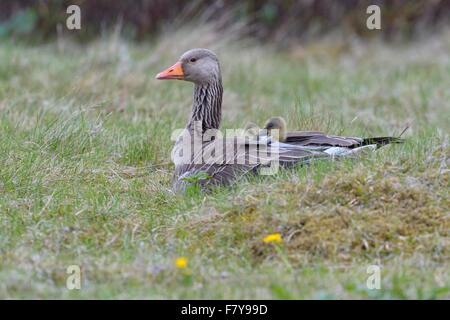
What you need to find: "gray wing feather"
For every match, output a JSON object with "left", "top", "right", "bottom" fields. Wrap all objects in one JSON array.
[
  {"left": 173, "top": 136, "right": 330, "bottom": 191},
  {"left": 286, "top": 131, "right": 363, "bottom": 147}
]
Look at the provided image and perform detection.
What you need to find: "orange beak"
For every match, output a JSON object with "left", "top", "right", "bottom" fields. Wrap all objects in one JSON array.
[{"left": 155, "top": 61, "right": 184, "bottom": 80}]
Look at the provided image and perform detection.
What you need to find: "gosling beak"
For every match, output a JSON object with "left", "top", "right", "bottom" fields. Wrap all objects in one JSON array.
[{"left": 155, "top": 61, "right": 184, "bottom": 80}]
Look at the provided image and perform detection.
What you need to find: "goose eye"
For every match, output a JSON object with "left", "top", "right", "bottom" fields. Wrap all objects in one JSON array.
[{"left": 190, "top": 58, "right": 197, "bottom": 63}]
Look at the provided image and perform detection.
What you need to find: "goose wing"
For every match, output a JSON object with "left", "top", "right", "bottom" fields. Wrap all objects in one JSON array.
[
  {"left": 285, "top": 131, "right": 363, "bottom": 147},
  {"left": 285, "top": 131, "right": 404, "bottom": 149},
  {"left": 172, "top": 136, "right": 329, "bottom": 192}
]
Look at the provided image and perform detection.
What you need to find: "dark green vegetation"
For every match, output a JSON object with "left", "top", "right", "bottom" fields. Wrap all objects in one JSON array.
[{"left": 1, "top": 0, "right": 449, "bottom": 41}]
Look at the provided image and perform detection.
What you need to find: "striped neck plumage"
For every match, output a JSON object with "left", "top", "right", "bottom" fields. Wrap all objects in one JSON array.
[{"left": 187, "top": 78, "right": 223, "bottom": 133}]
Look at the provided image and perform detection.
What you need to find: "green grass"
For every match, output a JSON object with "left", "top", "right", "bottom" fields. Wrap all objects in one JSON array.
[{"left": 0, "top": 26, "right": 449, "bottom": 299}]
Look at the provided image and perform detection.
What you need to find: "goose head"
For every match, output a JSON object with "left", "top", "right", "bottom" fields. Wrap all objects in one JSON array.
[
  {"left": 155, "top": 48, "right": 221, "bottom": 85},
  {"left": 264, "top": 116, "right": 287, "bottom": 142}
]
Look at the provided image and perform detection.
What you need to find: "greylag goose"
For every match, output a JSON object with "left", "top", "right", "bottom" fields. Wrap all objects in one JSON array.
[
  {"left": 155, "top": 49, "right": 401, "bottom": 192},
  {"left": 263, "top": 116, "right": 404, "bottom": 150}
]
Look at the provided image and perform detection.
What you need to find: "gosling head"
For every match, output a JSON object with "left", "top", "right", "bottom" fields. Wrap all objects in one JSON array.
[
  {"left": 243, "top": 122, "right": 260, "bottom": 138},
  {"left": 264, "top": 116, "right": 287, "bottom": 142},
  {"left": 155, "top": 48, "right": 221, "bottom": 85}
]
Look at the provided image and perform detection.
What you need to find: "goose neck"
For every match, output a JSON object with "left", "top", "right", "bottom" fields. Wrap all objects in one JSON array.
[{"left": 187, "top": 79, "right": 223, "bottom": 133}]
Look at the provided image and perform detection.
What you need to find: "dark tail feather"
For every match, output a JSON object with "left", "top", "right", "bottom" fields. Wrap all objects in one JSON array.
[
  {"left": 361, "top": 136, "right": 405, "bottom": 148},
  {"left": 362, "top": 125, "right": 408, "bottom": 148}
]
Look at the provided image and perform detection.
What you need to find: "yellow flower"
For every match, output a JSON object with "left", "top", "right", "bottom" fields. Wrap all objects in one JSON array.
[
  {"left": 263, "top": 233, "right": 283, "bottom": 243},
  {"left": 175, "top": 257, "right": 188, "bottom": 269}
]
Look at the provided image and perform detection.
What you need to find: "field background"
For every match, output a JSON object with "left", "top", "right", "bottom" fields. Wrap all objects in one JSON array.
[{"left": 0, "top": 1, "right": 449, "bottom": 299}]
